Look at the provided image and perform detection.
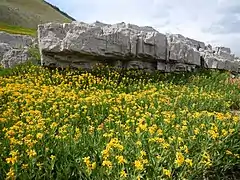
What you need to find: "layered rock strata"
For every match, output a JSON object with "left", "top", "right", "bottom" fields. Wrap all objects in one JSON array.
[{"left": 38, "top": 21, "right": 240, "bottom": 72}]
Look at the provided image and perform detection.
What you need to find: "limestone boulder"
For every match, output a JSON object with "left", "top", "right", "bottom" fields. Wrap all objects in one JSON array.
[
  {"left": 38, "top": 21, "right": 167, "bottom": 69},
  {"left": 0, "top": 43, "right": 11, "bottom": 60},
  {"left": 1, "top": 48, "right": 30, "bottom": 68},
  {"left": 0, "top": 31, "right": 34, "bottom": 49},
  {"left": 167, "top": 34, "right": 201, "bottom": 66},
  {"left": 202, "top": 45, "right": 238, "bottom": 72},
  {"left": 0, "top": 31, "right": 35, "bottom": 68},
  {"left": 37, "top": 20, "right": 240, "bottom": 72}
]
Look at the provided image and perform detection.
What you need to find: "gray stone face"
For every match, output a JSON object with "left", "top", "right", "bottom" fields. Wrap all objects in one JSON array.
[
  {"left": 38, "top": 21, "right": 240, "bottom": 73},
  {"left": 217, "top": 47, "right": 231, "bottom": 54},
  {"left": 167, "top": 34, "right": 201, "bottom": 66},
  {"left": 1, "top": 48, "right": 30, "bottom": 68},
  {"left": 38, "top": 21, "right": 167, "bottom": 69},
  {"left": 217, "top": 60, "right": 225, "bottom": 70},
  {"left": 186, "top": 37, "right": 205, "bottom": 49},
  {"left": 0, "top": 32, "right": 34, "bottom": 49},
  {"left": 124, "top": 60, "right": 156, "bottom": 70},
  {"left": 0, "top": 31, "right": 35, "bottom": 68},
  {"left": 0, "top": 43, "right": 11, "bottom": 60}
]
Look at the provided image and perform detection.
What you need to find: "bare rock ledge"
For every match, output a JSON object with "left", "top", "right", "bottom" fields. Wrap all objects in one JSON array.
[{"left": 37, "top": 21, "right": 240, "bottom": 72}]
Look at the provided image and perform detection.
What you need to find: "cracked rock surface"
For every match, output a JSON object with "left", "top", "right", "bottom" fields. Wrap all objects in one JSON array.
[
  {"left": 0, "top": 31, "right": 35, "bottom": 68},
  {"left": 37, "top": 21, "right": 240, "bottom": 72}
]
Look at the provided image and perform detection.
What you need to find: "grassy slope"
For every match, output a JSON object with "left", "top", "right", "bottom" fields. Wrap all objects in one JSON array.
[
  {"left": 0, "top": 23, "right": 36, "bottom": 36},
  {"left": 0, "top": 0, "right": 74, "bottom": 36}
]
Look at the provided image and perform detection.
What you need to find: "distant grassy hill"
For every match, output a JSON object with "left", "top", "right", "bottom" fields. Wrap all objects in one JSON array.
[{"left": 0, "top": 0, "right": 75, "bottom": 35}]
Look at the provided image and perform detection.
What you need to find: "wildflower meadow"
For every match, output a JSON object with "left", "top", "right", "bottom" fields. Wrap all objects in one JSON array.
[{"left": 0, "top": 63, "right": 240, "bottom": 179}]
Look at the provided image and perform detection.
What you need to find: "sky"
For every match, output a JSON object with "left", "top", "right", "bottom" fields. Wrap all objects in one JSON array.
[{"left": 47, "top": 0, "right": 240, "bottom": 56}]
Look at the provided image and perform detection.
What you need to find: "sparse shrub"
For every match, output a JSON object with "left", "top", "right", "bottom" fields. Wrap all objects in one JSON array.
[{"left": 27, "top": 45, "right": 41, "bottom": 65}]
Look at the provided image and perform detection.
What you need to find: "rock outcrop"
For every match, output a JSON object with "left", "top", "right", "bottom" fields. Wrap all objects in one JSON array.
[
  {"left": 0, "top": 31, "right": 35, "bottom": 68},
  {"left": 37, "top": 21, "right": 240, "bottom": 72}
]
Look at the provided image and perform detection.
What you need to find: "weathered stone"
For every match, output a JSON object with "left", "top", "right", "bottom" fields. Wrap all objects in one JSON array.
[
  {"left": 203, "top": 57, "right": 218, "bottom": 69},
  {"left": 0, "top": 43, "right": 11, "bottom": 60},
  {"left": 40, "top": 53, "right": 102, "bottom": 69},
  {"left": 225, "top": 60, "right": 233, "bottom": 71},
  {"left": 167, "top": 34, "right": 201, "bottom": 66},
  {"left": 217, "top": 60, "right": 225, "bottom": 70},
  {"left": 1, "top": 48, "right": 30, "bottom": 68},
  {"left": 206, "top": 44, "right": 212, "bottom": 51},
  {"left": 217, "top": 47, "right": 231, "bottom": 54},
  {"left": 37, "top": 21, "right": 240, "bottom": 73},
  {"left": 217, "top": 50, "right": 234, "bottom": 61},
  {"left": 186, "top": 37, "right": 205, "bottom": 49},
  {"left": 157, "top": 61, "right": 167, "bottom": 71},
  {"left": 231, "top": 61, "right": 239, "bottom": 72},
  {"left": 0, "top": 31, "right": 34, "bottom": 48},
  {"left": 0, "top": 31, "right": 35, "bottom": 68},
  {"left": 124, "top": 60, "right": 156, "bottom": 70},
  {"left": 38, "top": 21, "right": 167, "bottom": 68}
]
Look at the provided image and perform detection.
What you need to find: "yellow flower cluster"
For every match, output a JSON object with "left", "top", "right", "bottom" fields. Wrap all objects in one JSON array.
[{"left": 1, "top": 65, "right": 240, "bottom": 179}]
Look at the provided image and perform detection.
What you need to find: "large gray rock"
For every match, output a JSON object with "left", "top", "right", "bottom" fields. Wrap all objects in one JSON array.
[
  {"left": 0, "top": 32, "right": 34, "bottom": 49},
  {"left": 0, "top": 31, "right": 35, "bottom": 68},
  {"left": 186, "top": 37, "right": 205, "bottom": 49},
  {"left": 38, "top": 21, "right": 167, "bottom": 69},
  {"left": 38, "top": 21, "right": 240, "bottom": 73},
  {"left": 202, "top": 45, "right": 238, "bottom": 72},
  {"left": 167, "top": 34, "right": 201, "bottom": 66},
  {"left": 1, "top": 48, "right": 30, "bottom": 68},
  {"left": 0, "top": 43, "right": 11, "bottom": 59}
]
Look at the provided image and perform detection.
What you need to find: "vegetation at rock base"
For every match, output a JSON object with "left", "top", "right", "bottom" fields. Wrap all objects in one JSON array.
[{"left": 0, "top": 63, "right": 240, "bottom": 179}]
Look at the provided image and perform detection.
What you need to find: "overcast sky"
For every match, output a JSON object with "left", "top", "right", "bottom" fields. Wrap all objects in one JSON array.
[{"left": 47, "top": 0, "right": 240, "bottom": 56}]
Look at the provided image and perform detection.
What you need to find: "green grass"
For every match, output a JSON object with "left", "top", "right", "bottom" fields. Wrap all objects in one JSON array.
[
  {"left": 0, "top": 63, "right": 240, "bottom": 179},
  {"left": 0, "top": 23, "right": 36, "bottom": 36},
  {"left": 0, "top": 0, "right": 73, "bottom": 29}
]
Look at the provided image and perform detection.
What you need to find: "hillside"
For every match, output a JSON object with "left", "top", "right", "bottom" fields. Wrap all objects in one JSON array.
[{"left": 0, "top": 0, "right": 75, "bottom": 30}]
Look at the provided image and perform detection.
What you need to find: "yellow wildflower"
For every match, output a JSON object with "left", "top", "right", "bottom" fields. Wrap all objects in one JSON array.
[
  {"left": 175, "top": 152, "right": 185, "bottom": 167},
  {"left": 37, "top": 162, "right": 43, "bottom": 170},
  {"left": 120, "top": 170, "right": 127, "bottom": 178},
  {"left": 6, "top": 157, "right": 17, "bottom": 165},
  {"left": 201, "top": 152, "right": 212, "bottom": 167},
  {"left": 6, "top": 167, "right": 15, "bottom": 180},
  {"left": 21, "top": 164, "right": 28, "bottom": 169},
  {"left": 102, "top": 160, "right": 112, "bottom": 169},
  {"left": 134, "top": 160, "right": 144, "bottom": 171},
  {"left": 162, "top": 143, "right": 170, "bottom": 149},
  {"left": 50, "top": 155, "right": 56, "bottom": 161},
  {"left": 157, "top": 129, "right": 163, "bottom": 136},
  {"left": 226, "top": 150, "right": 233, "bottom": 155},
  {"left": 115, "top": 156, "right": 127, "bottom": 165},
  {"left": 194, "top": 128, "right": 200, "bottom": 135},
  {"left": 185, "top": 158, "right": 193, "bottom": 167},
  {"left": 140, "top": 151, "right": 146, "bottom": 157},
  {"left": 83, "top": 156, "right": 91, "bottom": 166},
  {"left": 27, "top": 149, "right": 37, "bottom": 158},
  {"left": 136, "top": 141, "right": 142, "bottom": 146},
  {"left": 142, "top": 159, "right": 148, "bottom": 164},
  {"left": 163, "top": 168, "right": 171, "bottom": 177},
  {"left": 91, "top": 162, "right": 96, "bottom": 170},
  {"left": 36, "top": 133, "right": 43, "bottom": 139}
]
